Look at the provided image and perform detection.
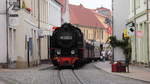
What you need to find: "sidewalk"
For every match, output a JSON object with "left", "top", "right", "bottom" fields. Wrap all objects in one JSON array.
[
  {"left": 0, "top": 81, "right": 7, "bottom": 84},
  {"left": 95, "top": 61, "right": 150, "bottom": 82},
  {"left": 0, "top": 64, "right": 52, "bottom": 72}
]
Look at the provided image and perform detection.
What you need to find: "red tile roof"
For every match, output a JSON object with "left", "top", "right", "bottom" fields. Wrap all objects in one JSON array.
[
  {"left": 56, "top": 0, "right": 65, "bottom": 6},
  {"left": 69, "top": 4, "right": 104, "bottom": 28}
]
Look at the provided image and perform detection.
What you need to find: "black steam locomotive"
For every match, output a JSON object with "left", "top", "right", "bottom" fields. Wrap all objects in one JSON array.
[{"left": 50, "top": 23, "right": 96, "bottom": 68}]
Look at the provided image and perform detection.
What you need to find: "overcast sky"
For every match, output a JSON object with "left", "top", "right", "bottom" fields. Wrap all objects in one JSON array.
[{"left": 69, "top": 0, "right": 112, "bottom": 10}]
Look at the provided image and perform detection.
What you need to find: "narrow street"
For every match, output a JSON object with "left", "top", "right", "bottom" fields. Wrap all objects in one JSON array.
[
  {"left": 0, "top": 63, "right": 149, "bottom": 84},
  {"left": 1, "top": 0, "right": 150, "bottom": 84}
]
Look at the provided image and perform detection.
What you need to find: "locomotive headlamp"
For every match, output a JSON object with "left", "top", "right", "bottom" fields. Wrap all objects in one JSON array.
[
  {"left": 71, "top": 50, "right": 75, "bottom": 54},
  {"left": 56, "top": 50, "right": 61, "bottom": 55}
]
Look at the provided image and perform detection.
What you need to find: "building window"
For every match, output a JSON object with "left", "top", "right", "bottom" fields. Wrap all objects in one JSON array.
[
  {"left": 131, "top": 0, "right": 134, "bottom": 12},
  {"left": 136, "top": 0, "right": 140, "bottom": 9}
]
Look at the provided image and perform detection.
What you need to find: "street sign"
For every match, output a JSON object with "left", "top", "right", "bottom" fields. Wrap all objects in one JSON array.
[
  {"left": 9, "top": 14, "right": 19, "bottom": 17},
  {"left": 9, "top": 16, "right": 19, "bottom": 28},
  {"left": 136, "top": 31, "right": 143, "bottom": 38},
  {"left": 123, "top": 29, "right": 129, "bottom": 38}
]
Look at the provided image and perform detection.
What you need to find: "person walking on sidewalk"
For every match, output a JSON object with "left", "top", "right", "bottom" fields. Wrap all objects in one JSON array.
[{"left": 101, "top": 50, "right": 106, "bottom": 62}]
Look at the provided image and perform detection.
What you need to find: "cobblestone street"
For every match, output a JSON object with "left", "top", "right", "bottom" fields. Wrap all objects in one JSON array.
[
  {"left": 1, "top": 0, "right": 150, "bottom": 84},
  {"left": 0, "top": 63, "right": 149, "bottom": 84}
]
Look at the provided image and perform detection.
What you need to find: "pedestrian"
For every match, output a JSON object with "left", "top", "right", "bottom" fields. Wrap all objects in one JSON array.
[
  {"left": 107, "top": 50, "right": 112, "bottom": 60},
  {"left": 101, "top": 50, "right": 106, "bottom": 62}
]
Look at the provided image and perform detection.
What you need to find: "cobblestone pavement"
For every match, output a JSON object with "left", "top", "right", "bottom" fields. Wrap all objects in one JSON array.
[{"left": 0, "top": 63, "right": 149, "bottom": 84}]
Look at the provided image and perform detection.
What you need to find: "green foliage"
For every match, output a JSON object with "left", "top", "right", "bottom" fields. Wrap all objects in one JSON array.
[{"left": 109, "top": 36, "right": 132, "bottom": 65}]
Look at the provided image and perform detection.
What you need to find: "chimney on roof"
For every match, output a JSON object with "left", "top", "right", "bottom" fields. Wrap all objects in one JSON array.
[{"left": 80, "top": 3, "right": 83, "bottom": 7}]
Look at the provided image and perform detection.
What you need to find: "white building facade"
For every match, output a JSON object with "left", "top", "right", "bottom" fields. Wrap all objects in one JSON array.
[
  {"left": 128, "top": 0, "right": 150, "bottom": 65},
  {"left": 0, "top": 0, "right": 63, "bottom": 68},
  {"left": 0, "top": 0, "right": 7, "bottom": 64},
  {"left": 112, "top": 0, "right": 130, "bottom": 61},
  {"left": 8, "top": 0, "right": 40, "bottom": 68},
  {"left": 62, "top": 0, "right": 70, "bottom": 23},
  {"left": 48, "top": 0, "right": 62, "bottom": 35}
]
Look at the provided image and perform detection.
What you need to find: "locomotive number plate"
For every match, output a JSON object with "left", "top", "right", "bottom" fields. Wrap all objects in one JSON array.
[{"left": 60, "top": 36, "right": 72, "bottom": 40}]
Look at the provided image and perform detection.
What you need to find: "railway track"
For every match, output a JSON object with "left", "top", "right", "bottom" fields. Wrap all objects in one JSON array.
[
  {"left": 57, "top": 70, "right": 63, "bottom": 84},
  {"left": 57, "top": 69, "right": 84, "bottom": 84},
  {"left": 72, "top": 70, "right": 84, "bottom": 84}
]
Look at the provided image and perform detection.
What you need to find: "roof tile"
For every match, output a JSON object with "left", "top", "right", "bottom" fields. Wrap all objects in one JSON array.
[{"left": 69, "top": 4, "right": 104, "bottom": 28}]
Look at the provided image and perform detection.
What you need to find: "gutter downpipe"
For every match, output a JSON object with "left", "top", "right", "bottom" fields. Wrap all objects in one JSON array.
[
  {"left": 147, "top": 0, "right": 150, "bottom": 67},
  {"left": 38, "top": 0, "right": 41, "bottom": 62},
  {"left": 112, "top": 0, "right": 114, "bottom": 63},
  {"left": 134, "top": 0, "right": 137, "bottom": 63},
  {"left": 6, "top": 0, "right": 9, "bottom": 67}
]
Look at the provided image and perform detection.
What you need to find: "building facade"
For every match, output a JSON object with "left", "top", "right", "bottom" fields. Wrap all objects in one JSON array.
[
  {"left": 38, "top": 0, "right": 49, "bottom": 62},
  {"left": 0, "top": 0, "right": 7, "bottom": 64},
  {"left": 128, "top": 0, "right": 150, "bottom": 65},
  {"left": 95, "top": 8, "right": 112, "bottom": 43},
  {"left": 112, "top": 0, "right": 130, "bottom": 61},
  {"left": 57, "top": 0, "right": 70, "bottom": 23},
  {"left": 69, "top": 4, "right": 105, "bottom": 45},
  {"left": 17, "top": 0, "right": 62, "bottom": 67},
  {"left": 0, "top": 0, "right": 64, "bottom": 68},
  {"left": 95, "top": 14, "right": 110, "bottom": 43},
  {"left": 48, "top": 0, "right": 62, "bottom": 35},
  {"left": 4, "top": 0, "right": 52, "bottom": 68},
  {"left": 8, "top": 0, "right": 41, "bottom": 68}
]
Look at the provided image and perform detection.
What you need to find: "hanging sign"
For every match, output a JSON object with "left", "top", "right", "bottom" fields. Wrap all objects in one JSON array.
[
  {"left": 136, "top": 31, "right": 143, "bottom": 38},
  {"left": 9, "top": 14, "right": 19, "bottom": 28}
]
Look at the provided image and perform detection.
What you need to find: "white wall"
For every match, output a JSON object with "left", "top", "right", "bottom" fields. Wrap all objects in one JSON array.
[
  {"left": 48, "top": 0, "right": 61, "bottom": 36},
  {"left": 136, "top": 0, "right": 147, "bottom": 14},
  {"left": 0, "top": 0, "right": 7, "bottom": 63},
  {"left": 113, "top": 0, "right": 130, "bottom": 40},
  {"left": 62, "top": 0, "right": 70, "bottom": 23},
  {"left": 48, "top": 0, "right": 61, "bottom": 27},
  {"left": 113, "top": 0, "right": 130, "bottom": 61},
  {"left": 114, "top": 47, "right": 125, "bottom": 61},
  {"left": 129, "top": 0, "right": 147, "bottom": 19}
]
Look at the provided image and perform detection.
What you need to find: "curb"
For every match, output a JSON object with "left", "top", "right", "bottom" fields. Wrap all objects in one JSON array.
[
  {"left": 0, "top": 77, "right": 20, "bottom": 84},
  {"left": 94, "top": 63, "right": 150, "bottom": 83}
]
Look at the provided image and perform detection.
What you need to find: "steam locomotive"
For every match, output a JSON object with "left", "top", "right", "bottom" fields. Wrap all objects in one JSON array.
[{"left": 50, "top": 23, "right": 96, "bottom": 68}]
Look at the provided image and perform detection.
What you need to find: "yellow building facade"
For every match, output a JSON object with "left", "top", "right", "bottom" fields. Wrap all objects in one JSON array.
[{"left": 76, "top": 25, "right": 103, "bottom": 43}]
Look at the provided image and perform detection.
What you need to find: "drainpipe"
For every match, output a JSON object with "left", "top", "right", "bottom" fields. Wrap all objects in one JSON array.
[
  {"left": 147, "top": 0, "right": 150, "bottom": 67},
  {"left": 134, "top": 0, "right": 137, "bottom": 63},
  {"left": 6, "top": 0, "right": 9, "bottom": 67},
  {"left": 112, "top": 0, "right": 114, "bottom": 62},
  {"left": 38, "top": 0, "right": 41, "bottom": 62}
]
